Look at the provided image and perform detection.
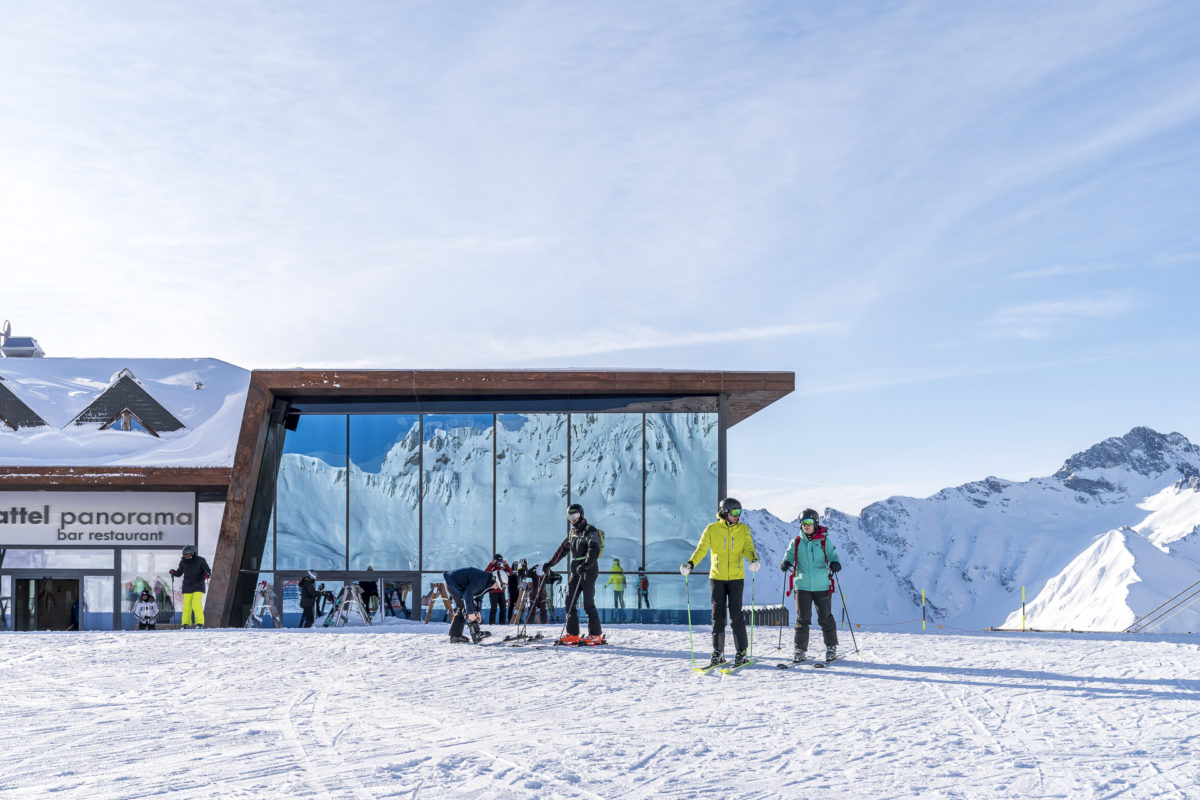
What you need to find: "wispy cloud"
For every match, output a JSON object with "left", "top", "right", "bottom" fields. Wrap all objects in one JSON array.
[
  {"left": 983, "top": 293, "right": 1135, "bottom": 340},
  {"left": 793, "top": 349, "right": 1136, "bottom": 397},
  {"left": 1008, "top": 264, "right": 1119, "bottom": 280}
]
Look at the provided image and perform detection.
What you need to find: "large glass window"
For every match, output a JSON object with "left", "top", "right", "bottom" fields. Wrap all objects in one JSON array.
[
  {"left": 82, "top": 576, "right": 114, "bottom": 631},
  {"left": 276, "top": 414, "right": 347, "bottom": 571},
  {"left": 0, "top": 575, "right": 10, "bottom": 630},
  {"left": 644, "top": 412, "right": 719, "bottom": 571},
  {"left": 120, "top": 549, "right": 181, "bottom": 629},
  {"left": 570, "top": 413, "right": 642, "bottom": 575},
  {"left": 349, "top": 415, "right": 420, "bottom": 570},
  {"left": 496, "top": 413, "right": 568, "bottom": 565},
  {"left": 422, "top": 414, "right": 493, "bottom": 570},
  {"left": 0, "top": 549, "right": 114, "bottom": 569},
  {"left": 236, "top": 400, "right": 723, "bottom": 624}
]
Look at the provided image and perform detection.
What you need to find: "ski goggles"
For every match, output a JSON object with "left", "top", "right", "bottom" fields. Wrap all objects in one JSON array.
[
  {"left": 567, "top": 511, "right": 583, "bottom": 522},
  {"left": 801, "top": 518, "right": 816, "bottom": 526},
  {"left": 727, "top": 508, "right": 742, "bottom": 517}
]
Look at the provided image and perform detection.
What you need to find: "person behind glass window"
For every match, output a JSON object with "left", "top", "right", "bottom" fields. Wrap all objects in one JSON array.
[
  {"left": 605, "top": 557, "right": 626, "bottom": 611},
  {"left": 636, "top": 566, "right": 651, "bottom": 609},
  {"left": 359, "top": 566, "right": 380, "bottom": 617},
  {"left": 484, "top": 554, "right": 513, "bottom": 624},
  {"left": 133, "top": 588, "right": 159, "bottom": 630},
  {"left": 298, "top": 570, "right": 318, "bottom": 628}
]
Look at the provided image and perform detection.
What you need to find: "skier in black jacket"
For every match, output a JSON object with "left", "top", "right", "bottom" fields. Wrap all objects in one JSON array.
[
  {"left": 545, "top": 503, "right": 604, "bottom": 645},
  {"left": 443, "top": 566, "right": 507, "bottom": 643},
  {"left": 298, "top": 570, "right": 319, "bottom": 628},
  {"left": 169, "top": 544, "right": 210, "bottom": 628}
]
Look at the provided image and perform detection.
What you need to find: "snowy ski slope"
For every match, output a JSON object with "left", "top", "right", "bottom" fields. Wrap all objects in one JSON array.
[{"left": 1, "top": 621, "right": 1196, "bottom": 799}]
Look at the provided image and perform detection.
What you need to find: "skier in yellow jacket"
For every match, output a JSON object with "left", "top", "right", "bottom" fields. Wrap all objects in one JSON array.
[{"left": 681, "top": 497, "right": 760, "bottom": 669}]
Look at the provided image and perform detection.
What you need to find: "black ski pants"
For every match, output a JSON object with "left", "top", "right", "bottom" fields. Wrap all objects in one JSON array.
[
  {"left": 449, "top": 600, "right": 471, "bottom": 639},
  {"left": 487, "top": 591, "right": 506, "bottom": 625},
  {"left": 711, "top": 578, "right": 748, "bottom": 654},
  {"left": 637, "top": 588, "right": 651, "bottom": 609},
  {"left": 565, "top": 567, "right": 601, "bottom": 636},
  {"left": 298, "top": 606, "right": 315, "bottom": 628},
  {"left": 794, "top": 589, "right": 838, "bottom": 651}
]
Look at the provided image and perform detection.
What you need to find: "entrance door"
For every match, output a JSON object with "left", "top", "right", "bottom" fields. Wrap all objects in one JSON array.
[{"left": 14, "top": 578, "right": 81, "bottom": 630}]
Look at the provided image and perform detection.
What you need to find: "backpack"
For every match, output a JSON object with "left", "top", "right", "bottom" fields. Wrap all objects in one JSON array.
[{"left": 594, "top": 527, "right": 605, "bottom": 558}]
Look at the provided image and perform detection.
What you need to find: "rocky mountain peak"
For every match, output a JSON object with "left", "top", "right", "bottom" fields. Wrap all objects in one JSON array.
[{"left": 1053, "top": 427, "right": 1200, "bottom": 481}]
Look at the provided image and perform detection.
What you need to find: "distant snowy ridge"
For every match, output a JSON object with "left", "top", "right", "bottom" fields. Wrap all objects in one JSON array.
[{"left": 746, "top": 427, "right": 1200, "bottom": 633}]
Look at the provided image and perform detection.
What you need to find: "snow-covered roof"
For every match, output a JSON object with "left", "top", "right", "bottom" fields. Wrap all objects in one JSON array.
[{"left": 0, "top": 358, "right": 249, "bottom": 467}]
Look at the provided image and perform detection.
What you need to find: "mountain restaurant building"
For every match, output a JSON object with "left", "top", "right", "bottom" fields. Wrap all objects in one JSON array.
[{"left": 1, "top": 363, "right": 792, "bottom": 629}]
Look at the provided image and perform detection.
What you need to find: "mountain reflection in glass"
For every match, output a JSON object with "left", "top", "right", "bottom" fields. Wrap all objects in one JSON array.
[
  {"left": 570, "top": 413, "right": 643, "bottom": 573},
  {"left": 496, "top": 414, "right": 568, "bottom": 564},
  {"left": 349, "top": 415, "right": 420, "bottom": 570},
  {"left": 421, "top": 414, "right": 494, "bottom": 570},
  {"left": 645, "top": 412, "right": 719, "bottom": 610},
  {"left": 276, "top": 414, "right": 347, "bottom": 571}
]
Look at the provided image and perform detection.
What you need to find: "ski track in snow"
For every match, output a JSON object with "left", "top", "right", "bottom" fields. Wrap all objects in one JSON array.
[{"left": 0, "top": 623, "right": 1197, "bottom": 799}]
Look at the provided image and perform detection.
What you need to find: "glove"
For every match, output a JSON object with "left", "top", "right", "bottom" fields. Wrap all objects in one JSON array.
[
  {"left": 779, "top": 562, "right": 791, "bottom": 573},
  {"left": 169, "top": 569, "right": 177, "bottom": 577},
  {"left": 829, "top": 561, "right": 842, "bottom": 573},
  {"left": 679, "top": 561, "right": 693, "bottom": 576},
  {"left": 204, "top": 573, "right": 211, "bottom": 580},
  {"left": 542, "top": 563, "right": 553, "bottom": 574},
  {"left": 749, "top": 560, "right": 761, "bottom": 572}
]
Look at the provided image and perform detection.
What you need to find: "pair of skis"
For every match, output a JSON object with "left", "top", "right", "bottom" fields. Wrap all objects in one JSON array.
[
  {"left": 694, "top": 658, "right": 755, "bottom": 675},
  {"left": 775, "top": 655, "right": 842, "bottom": 669}
]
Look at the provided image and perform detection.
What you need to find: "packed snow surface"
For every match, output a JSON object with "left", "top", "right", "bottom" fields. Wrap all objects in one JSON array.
[{"left": 2, "top": 622, "right": 1197, "bottom": 799}]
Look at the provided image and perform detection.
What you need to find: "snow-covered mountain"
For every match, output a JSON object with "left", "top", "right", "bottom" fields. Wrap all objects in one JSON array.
[{"left": 747, "top": 427, "right": 1200, "bottom": 633}]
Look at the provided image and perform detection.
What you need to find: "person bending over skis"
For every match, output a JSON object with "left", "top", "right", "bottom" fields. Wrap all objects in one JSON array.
[
  {"left": 442, "top": 566, "right": 507, "bottom": 644},
  {"left": 780, "top": 508, "right": 842, "bottom": 664}
]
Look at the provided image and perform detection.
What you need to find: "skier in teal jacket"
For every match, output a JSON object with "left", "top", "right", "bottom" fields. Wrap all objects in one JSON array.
[{"left": 780, "top": 508, "right": 842, "bottom": 664}]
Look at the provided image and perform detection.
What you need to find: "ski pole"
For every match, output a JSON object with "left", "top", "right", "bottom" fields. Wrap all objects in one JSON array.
[
  {"left": 834, "top": 575, "right": 858, "bottom": 654},
  {"left": 777, "top": 578, "right": 787, "bottom": 651},
  {"left": 749, "top": 567, "right": 756, "bottom": 659},
  {"left": 684, "top": 571, "right": 694, "bottom": 667}
]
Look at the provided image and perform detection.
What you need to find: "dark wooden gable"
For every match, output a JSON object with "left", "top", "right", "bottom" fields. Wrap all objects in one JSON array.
[
  {"left": 69, "top": 369, "right": 185, "bottom": 433},
  {"left": 0, "top": 377, "right": 48, "bottom": 430}
]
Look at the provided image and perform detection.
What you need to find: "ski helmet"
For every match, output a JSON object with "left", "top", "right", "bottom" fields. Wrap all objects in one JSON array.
[
  {"left": 307, "top": 570, "right": 318, "bottom": 580},
  {"left": 567, "top": 503, "right": 584, "bottom": 518},
  {"left": 181, "top": 544, "right": 197, "bottom": 557},
  {"left": 800, "top": 509, "right": 819, "bottom": 525},
  {"left": 718, "top": 497, "right": 743, "bottom": 520}
]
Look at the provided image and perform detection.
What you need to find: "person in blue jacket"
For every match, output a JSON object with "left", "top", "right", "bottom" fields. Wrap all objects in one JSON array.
[
  {"left": 442, "top": 566, "right": 507, "bottom": 644},
  {"left": 780, "top": 508, "right": 842, "bottom": 664}
]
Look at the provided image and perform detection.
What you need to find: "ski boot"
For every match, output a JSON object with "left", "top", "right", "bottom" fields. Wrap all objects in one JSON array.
[
  {"left": 825, "top": 647, "right": 837, "bottom": 663},
  {"left": 792, "top": 649, "right": 807, "bottom": 664},
  {"left": 449, "top": 634, "right": 472, "bottom": 644},
  {"left": 582, "top": 634, "right": 606, "bottom": 646},
  {"left": 557, "top": 634, "right": 581, "bottom": 645},
  {"left": 706, "top": 651, "right": 727, "bottom": 669},
  {"left": 194, "top": 624, "right": 205, "bottom": 629},
  {"left": 468, "top": 621, "right": 486, "bottom": 644},
  {"left": 733, "top": 649, "right": 751, "bottom": 668},
  {"left": 182, "top": 624, "right": 193, "bottom": 629}
]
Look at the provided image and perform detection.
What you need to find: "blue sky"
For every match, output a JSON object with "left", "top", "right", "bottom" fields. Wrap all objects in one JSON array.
[{"left": 3, "top": 2, "right": 1199, "bottom": 518}]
